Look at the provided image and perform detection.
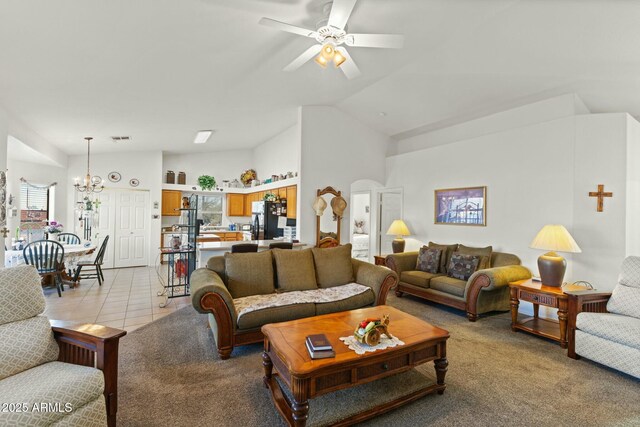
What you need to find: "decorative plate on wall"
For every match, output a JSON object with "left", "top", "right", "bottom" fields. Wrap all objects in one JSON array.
[
  {"left": 108, "top": 172, "right": 121, "bottom": 182},
  {"left": 129, "top": 178, "right": 140, "bottom": 187}
]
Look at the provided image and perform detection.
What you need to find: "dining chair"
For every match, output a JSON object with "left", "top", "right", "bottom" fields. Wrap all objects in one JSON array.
[
  {"left": 73, "top": 236, "right": 109, "bottom": 286},
  {"left": 22, "top": 240, "right": 65, "bottom": 297},
  {"left": 57, "top": 233, "right": 81, "bottom": 245},
  {"left": 231, "top": 243, "right": 259, "bottom": 253},
  {"left": 269, "top": 242, "right": 293, "bottom": 250}
]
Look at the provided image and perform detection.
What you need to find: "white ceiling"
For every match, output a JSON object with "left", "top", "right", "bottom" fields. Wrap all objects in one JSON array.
[{"left": 1, "top": 0, "right": 639, "bottom": 156}]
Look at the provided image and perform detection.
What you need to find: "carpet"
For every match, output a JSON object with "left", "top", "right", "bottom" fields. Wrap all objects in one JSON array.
[{"left": 117, "top": 294, "right": 640, "bottom": 426}]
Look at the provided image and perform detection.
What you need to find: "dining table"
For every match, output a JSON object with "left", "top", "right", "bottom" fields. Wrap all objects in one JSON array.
[{"left": 5, "top": 243, "right": 97, "bottom": 287}]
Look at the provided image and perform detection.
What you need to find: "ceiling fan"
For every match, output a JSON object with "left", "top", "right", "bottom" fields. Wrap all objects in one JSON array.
[{"left": 259, "top": 0, "right": 404, "bottom": 79}]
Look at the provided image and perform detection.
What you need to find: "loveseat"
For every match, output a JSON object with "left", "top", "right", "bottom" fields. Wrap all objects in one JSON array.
[
  {"left": 0, "top": 265, "right": 126, "bottom": 427},
  {"left": 567, "top": 256, "right": 640, "bottom": 379},
  {"left": 191, "top": 244, "right": 398, "bottom": 359},
  {"left": 386, "top": 243, "right": 531, "bottom": 321}
]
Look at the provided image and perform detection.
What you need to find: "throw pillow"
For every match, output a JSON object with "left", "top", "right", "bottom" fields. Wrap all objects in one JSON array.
[
  {"left": 606, "top": 284, "right": 640, "bottom": 319},
  {"left": 457, "top": 244, "right": 493, "bottom": 270},
  {"left": 416, "top": 247, "right": 442, "bottom": 274},
  {"left": 447, "top": 253, "right": 481, "bottom": 281},
  {"left": 224, "top": 251, "right": 275, "bottom": 298},
  {"left": 311, "top": 243, "right": 355, "bottom": 288},
  {"left": 428, "top": 242, "right": 459, "bottom": 273},
  {"left": 272, "top": 248, "right": 318, "bottom": 293}
]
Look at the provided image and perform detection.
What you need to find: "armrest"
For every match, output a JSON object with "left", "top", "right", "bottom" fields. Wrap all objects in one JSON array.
[
  {"left": 566, "top": 291, "right": 612, "bottom": 359},
  {"left": 352, "top": 259, "right": 398, "bottom": 305},
  {"left": 466, "top": 265, "right": 532, "bottom": 295},
  {"left": 385, "top": 251, "right": 419, "bottom": 275},
  {"left": 190, "top": 267, "right": 237, "bottom": 331},
  {"left": 51, "top": 322, "right": 126, "bottom": 427}
]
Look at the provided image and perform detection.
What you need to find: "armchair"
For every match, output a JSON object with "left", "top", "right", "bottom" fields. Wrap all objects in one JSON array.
[
  {"left": 567, "top": 256, "right": 640, "bottom": 379},
  {"left": 0, "top": 265, "right": 126, "bottom": 426}
]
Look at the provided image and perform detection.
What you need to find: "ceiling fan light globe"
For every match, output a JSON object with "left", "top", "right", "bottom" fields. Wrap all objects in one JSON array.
[
  {"left": 314, "top": 54, "right": 328, "bottom": 68},
  {"left": 333, "top": 50, "right": 346, "bottom": 67},
  {"left": 321, "top": 43, "right": 335, "bottom": 60}
]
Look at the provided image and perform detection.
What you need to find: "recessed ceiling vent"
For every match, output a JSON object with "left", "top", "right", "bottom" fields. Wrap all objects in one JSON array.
[{"left": 111, "top": 136, "right": 131, "bottom": 142}]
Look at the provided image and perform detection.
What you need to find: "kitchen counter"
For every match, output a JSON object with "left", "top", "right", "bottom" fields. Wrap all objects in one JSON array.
[{"left": 197, "top": 240, "right": 307, "bottom": 266}]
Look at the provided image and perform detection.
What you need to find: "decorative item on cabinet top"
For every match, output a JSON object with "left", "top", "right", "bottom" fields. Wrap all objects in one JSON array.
[
  {"left": 178, "top": 172, "right": 186, "bottom": 185},
  {"left": 166, "top": 170, "right": 175, "bottom": 184},
  {"left": 197, "top": 175, "right": 216, "bottom": 191}
]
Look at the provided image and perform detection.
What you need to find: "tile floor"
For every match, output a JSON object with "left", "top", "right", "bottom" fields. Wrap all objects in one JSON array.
[{"left": 43, "top": 266, "right": 191, "bottom": 333}]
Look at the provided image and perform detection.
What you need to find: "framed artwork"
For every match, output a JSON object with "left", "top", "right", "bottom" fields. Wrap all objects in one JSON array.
[{"left": 434, "top": 186, "right": 486, "bottom": 226}]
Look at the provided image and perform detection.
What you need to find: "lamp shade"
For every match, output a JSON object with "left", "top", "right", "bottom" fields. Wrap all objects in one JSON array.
[
  {"left": 530, "top": 225, "right": 581, "bottom": 254},
  {"left": 386, "top": 220, "right": 410, "bottom": 236}
]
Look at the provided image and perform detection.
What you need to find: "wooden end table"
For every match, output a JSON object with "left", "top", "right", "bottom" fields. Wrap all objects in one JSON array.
[
  {"left": 509, "top": 279, "right": 587, "bottom": 348},
  {"left": 261, "top": 305, "right": 449, "bottom": 427}
]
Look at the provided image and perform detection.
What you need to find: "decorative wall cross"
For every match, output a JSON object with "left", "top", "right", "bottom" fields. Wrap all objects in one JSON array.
[{"left": 588, "top": 184, "right": 613, "bottom": 212}]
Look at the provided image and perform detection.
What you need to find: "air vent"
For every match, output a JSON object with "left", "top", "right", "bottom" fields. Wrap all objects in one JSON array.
[{"left": 111, "top": 136, "right": 131, "bottom": 142}]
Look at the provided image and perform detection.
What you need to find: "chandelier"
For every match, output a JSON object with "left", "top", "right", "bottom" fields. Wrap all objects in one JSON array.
[{"left": 74, "top": 137, "right": 104, "bottom": 194}]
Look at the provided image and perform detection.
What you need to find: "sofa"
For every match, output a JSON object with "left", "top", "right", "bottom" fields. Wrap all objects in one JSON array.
[
  {"left": 386, "top": 243, "right": 531, "bottom": 321},
  {"left": 191, "top": 244, "right": 398, "bottom": 359},
  {"left": 0, "top": 265, "right": 126, "bottom": 427},
  {"left": 567, "top": 256, "right": 640, "bottom": 379}
]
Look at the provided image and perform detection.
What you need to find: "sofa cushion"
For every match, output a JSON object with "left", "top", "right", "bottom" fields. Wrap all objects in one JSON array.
[
  {"left": 607, "top": 284, "right": 640, "bottom": 319},
  {"left": 0, "top": 316, "right": 59, "bottom": 381},
  {"left": 428, "top": 242, "right": 458, "bottom": 273},
  {"left": 315, "top": 289, "right": 375, "bottom": 315},
  {"left": 273, "top": 248, "right": 317, "bottom": 292},
  {"left": 311, "top": 244, "right": 355, "bottom": 288},
  {"left": 0, "top": 265, "right": 46, "bottom": 325},
  {"left": 236, "top": 303, "right": 317, "bottom": 330},
  {"left": 224, "top": 251, "right": 275, "bottom": 298},
  {"left": 577, "top": 312, "right": 640, "bottom": 350},
  {"left": 619, "top": 256, "right": 640, "bottom": 288},
  {"left": 416, "top": 247, "right": 441, "bottom": 274},
  {"left": 457, "top": 244, "right": 493, "bottom": 269},
  {"left": 431, "top": 276, "right": 467, "bottom": 298},
  {"left": 400, "top": 271, "right": 442, "bottom": 289},
  {"left": 447, "top": 253, "right": 481, "bottom": 281},
  {"left": 0, "top": 361, "right": 104, "bottom": 426}
]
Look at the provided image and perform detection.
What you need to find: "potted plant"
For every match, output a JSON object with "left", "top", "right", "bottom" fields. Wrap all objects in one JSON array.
[
  {"left": 264, "top": 192, "right": 277, "bottom": 202},
  {"left": 198, "top": 175, "right": 216, "bottom": 191},
  {"left": 44, "top": 221, "right": 64, "bottom": 234}
]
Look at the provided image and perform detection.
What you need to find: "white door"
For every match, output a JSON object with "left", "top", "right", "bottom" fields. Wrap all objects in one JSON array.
[
  {"left": 114, "top": 191, "right": 150, "bottom": 268},
  {"left": 93, "top": 191, "right": 116, "bottom": 269},
  {"left": 378, "top": 190, "right": 402, "bottom": 255}
]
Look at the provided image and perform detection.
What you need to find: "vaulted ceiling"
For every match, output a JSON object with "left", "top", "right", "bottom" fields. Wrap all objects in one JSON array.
[{"left": 1, "top": 0, "right": 639, "bottom": 156}]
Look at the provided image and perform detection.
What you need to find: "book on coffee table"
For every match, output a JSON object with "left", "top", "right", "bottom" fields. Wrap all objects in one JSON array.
[
  {"left": 306, "top": 334, "right": 333, "bottom": 351},
  {"left": 305, "top": 339, "right": 335, "bottom": 359}
]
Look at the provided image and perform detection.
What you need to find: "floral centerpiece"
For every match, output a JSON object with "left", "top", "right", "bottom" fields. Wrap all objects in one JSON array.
[
  {"left": 240, "top": 169, "right": 257, "bottom": 187},
  {"left": 44, "top": 221, "right": 63, "bottom": 234}
]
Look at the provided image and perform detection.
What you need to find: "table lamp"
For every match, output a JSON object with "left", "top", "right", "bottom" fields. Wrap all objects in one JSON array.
[
  {"left": 529, "top": 224, "right": 581, "bottom": 287},
  {"left": 386, "top": 220, "right": 411, "bottom": 253}
]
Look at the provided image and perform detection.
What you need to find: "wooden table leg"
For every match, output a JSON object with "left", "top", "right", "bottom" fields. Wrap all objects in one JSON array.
[
  {"left": 510, "top": 287, "right": 519, "bottom": 331},
  {"left": 558, "top": 299, "right": 569, "bottom": 349},
  {"left": 262, "top": 351, "right": 273, "bottom": 389},
  {"left": 435, "top": 357, "right": 448, "bottom": 395},
  {"left": 291, "top": 400, "right": 309, "bottom": 427},
  {"left": 533, "top": 303, "right": 539, "bottom": 319}
]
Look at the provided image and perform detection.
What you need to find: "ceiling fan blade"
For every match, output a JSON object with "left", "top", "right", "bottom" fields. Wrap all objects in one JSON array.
[
  {"left": 328, "top": 0, "right": 357, "bottom": 30},
  {"left": 283, "top": 44, "right": 322, "bottom": 72},
  {"left": 345, "top": 33, "right": 404, "bottom": 49},
  {"left": 259, "top": 17, "right": 317, "bottom": 38},
  {"left": 335, "top": 47, "right": 361, "bottom": 79}
]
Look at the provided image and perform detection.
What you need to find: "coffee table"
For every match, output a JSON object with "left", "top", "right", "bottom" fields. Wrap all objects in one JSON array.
[{"left": 261, "top": 305, "right": 450, "bottom": 426}]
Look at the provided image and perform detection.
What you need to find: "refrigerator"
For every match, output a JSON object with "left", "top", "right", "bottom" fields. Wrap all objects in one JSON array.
[{"left": 252, "top": 201, "right": 293, "bottom": 240}]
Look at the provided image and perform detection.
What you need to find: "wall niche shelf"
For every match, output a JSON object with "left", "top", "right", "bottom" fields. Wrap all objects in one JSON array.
[{"left": 162, "top": 176, "right": 299, "bottom": 195}]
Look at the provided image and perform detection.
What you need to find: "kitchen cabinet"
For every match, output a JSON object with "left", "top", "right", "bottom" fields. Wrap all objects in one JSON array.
[
  {"left": 278, "top": 187, "right": 287, "bottom": 200},
  {"left": 226, "top": 193, "right": 245, "bottom": 216},
  {"left": 162, "top": 190, "right": 182, "bottom": 216},
  {"left": 243, "top": 195, "right": 252, "bottom": 217},
  {"left": 286, "top": 185, "right": 297, "bottom": 219}
]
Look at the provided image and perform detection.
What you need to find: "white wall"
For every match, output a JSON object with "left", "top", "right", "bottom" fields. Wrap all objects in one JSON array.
[
  {"left": 626, "top": 115, "right": 640, "bottom": 257},
  {"left": 299, "top": 106, "right": 389, "bottom": 245},
  {"left": 162, "top": 149, "right": 252, "bottom": 188},
  {"left": 252, "top": 125, "right": 300, "bottom": 181},
  {"left": 6, "top": 160, "right": 68, "bottom": 234},
  {"left": 385, "top": 110, "right": 636, "bottom": 298},
  {"left": 67, "top": 151, "right": 163, "bottom": 265}
]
